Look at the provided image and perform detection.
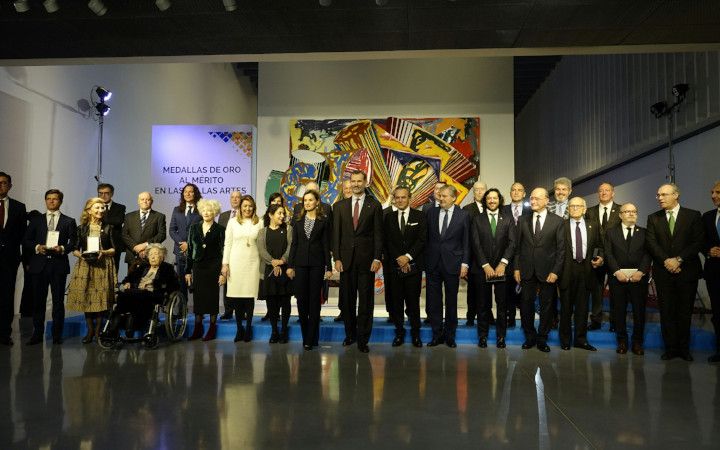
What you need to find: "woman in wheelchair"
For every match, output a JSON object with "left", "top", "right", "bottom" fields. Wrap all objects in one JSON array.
[{"left": 105, "top": 244, "right": 179, "bottom": 337}]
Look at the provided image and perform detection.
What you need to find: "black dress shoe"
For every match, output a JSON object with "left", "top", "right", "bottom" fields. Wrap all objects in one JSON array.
[
  {"left": 358, "top": 343, "right": 370, "bottom": 353},
  {"left": 708, "top": 353, "right": 720, "bottom": 363},
  {"left": 561, "top": 344, "right": 571, "bottom": 351},
  {"left": 26, "top": 335, "right": 43, "bottom": 346},
  {"left": 427, "top": 338, "right": 442, "bottom": 347},
  {"left": 680, "top": 352, "right": 693, "bottom": 362},
  {"left": 412, "top": 337, "right": 423, "bottom": 348},
  {"left": 334, "top": 315, "right": 344, "bottom": 322},
  {"left": 608, "top": 325, "right": 616, "bottom": 333},
  {"left": 466, "top": 320, "right": 475, "bottom": 327},
  {"left": 392, "top": 335, "right": 404, "bottom": 347},
  {"left": 574, "top": 343, "right": 597, "bottom": 352},
  {"left": 506, "top": 320, "right": 516, "bottom": 329},
  {"left": 496, "top": 337, "right": 506, "bottom": 349},
  {"left": 446, "top": 339, "right": 457, "bottom": 348},
  {"left": 53, "top": 337, "right": 63, "bottom": 345},
  {"left": 303, "top": 344, "right": 312, "bottom": 351},
  {"left": 478, "top": 336, "right": 488, "bottom": 348},
  {"left": 220, "top": 311, "right": 233, "bottom": 321},
  {"left": 616, "top": 342, "right": 628, "bottom": 354},
  {"left": 423, "top": 318, "right": 431, "bottom": 325},
  {"left": 521, "top": 340, "right": 535, "bottom": 349},
  {"left": 234, "top": 328, "right": 244, "bottom": 342},
  {"left": 386, "top": 317, "right": 394, "bottom": 323},
  {"left": 261, "top": 314, "right": 269, "bottom": 322},
  {"left": 537, "top": 343, "right": 551, "bottom": 353},
  {"left": 587, "top": 321, "right": 602, "bottom": 331},
  {"left": 0, "top": 336, "right": 13, "bottom": 346},
  {"left": 342, "top": 337, "right": 356, "bottom": 346},
  {"left": 661, "top": 351, "right": 676, "bottom": 360}
]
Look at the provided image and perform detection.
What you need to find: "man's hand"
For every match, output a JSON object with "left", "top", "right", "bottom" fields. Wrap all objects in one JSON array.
[
  {"left": 494, "top": 263, "right": 506, "bottom": 277},
  {"left": 396, "top": 255, "right": 410, "bottom": 268},
  {"left": 710, "top": 246, "right": 720, "bottom": 258},
  {"left": 179, "top": 242, "right": 188, "bottom": 253},
  {"left": 591, "top": 256, "right": 604, "bottom": 268},
  {"left": 287, "top": 268, "right": 295, "bottom": 280},
  {"left": 630, "top": 271, "right": 644, "bottom": 283},
  {"left": 370, "top": 260, "right": 382, "bottom": 273},
  {"left": 514, "top": 270, "right": 521, "bottom": 284},
  {"left": 133, "top": 243, "right": 146, "bottom": 254},
  {"left": 546, "top": 273, "right": 558, "bottom": 284},
  {"left": 483, "top": 265, "right": 496, "bottom": 279},
  {"left": 664, "top": 257, "right": 680, "bottom": 272},
  {"left": 614, "top": 271, "right": 629, "bottom": 283},
  {"left": 334, "top": 260, "right": 343, "bottom": 273},
  {"left": 185, "top": 274, "right": 192, "bottom": 285},
  {"left": 271, "top": 259, "right": 284, "bottom": 267},
  {"left": 460, "top": 266, "right": 469, "bottom": 279}
]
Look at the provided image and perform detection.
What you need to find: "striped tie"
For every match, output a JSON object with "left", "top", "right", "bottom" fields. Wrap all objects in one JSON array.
[{"left": 140, "top": 211, "right": 148, "bottom": 229}]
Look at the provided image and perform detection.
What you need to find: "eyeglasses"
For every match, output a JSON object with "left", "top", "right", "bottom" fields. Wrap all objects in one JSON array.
[{"left": 567, "top": 205, "right": 584, "bottom": 209}]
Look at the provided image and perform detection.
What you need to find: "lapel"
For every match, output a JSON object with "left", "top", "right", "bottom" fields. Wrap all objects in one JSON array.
[
  {"left": 441, "top": 207, "right": 459, "bottom": 240},
  {"left": 356, "top": 197, "right": 373, "bottom": 231},
  {"left": 656, "top": 210, "right": 673, "bottom": 242},
  {"left": 629, "top": 226, "right": 643, "bottom": 253}
]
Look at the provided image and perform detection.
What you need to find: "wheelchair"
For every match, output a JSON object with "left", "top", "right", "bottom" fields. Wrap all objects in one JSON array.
[{"left": 98, "top": 290, "right": 188, "bottom": 349}]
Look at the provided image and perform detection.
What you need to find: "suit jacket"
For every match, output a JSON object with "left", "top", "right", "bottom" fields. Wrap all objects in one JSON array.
[
  {"left": 0, "top": 197, "right": 27, "bottom": 263},
  {"left": 289, "top": 215, "right": 332, "bottom": 269},
  {"left": 104, "top": 201, "right": 126, "bottom": 253},
  {"left": 585, "top": 202, "right": 622, "bottom": 234},
  {"left": 469, "top": 210, "right": 516, "bottom": 274},
  {"left": 702, "top": 209, "right": 720, "bottom": 280},
  {"left": 23, "top": 212, "right": 77, "bottom": 275},
  {"left": 186, "top": 222, "right": 225, "bottom": 273},
  {"left": 604, "top": 225, "right": 652, "bottom": 275},
  {"left": 501, "top": 202, "right": 532, "bottom": 223},
  {"left": 121, "top": 210, "right": 167, "bottom": 264},
  {"left": 547, "top": 200, "right": 569, "bottom": 219},
  {"left": 645, "top": 207, "right": 704, "bottom": 282},
  {"left": 332, "top": 196, "right": 383, "bottom": 268},
  {"left": 382, "top": 208, "right": 426, "bottom": 272},
  {"left": 421, "top": 200, "right": 439, "bottom": 215},
  {"left": 169, "top": 206, "right": 201, "bottom": 257},
  {"left": 218, "top": 210, "right": 235, "bottom": 228},
  {"left": 425, "top": 206, "right": 470, "bottom": 275},
  {"left": 122, "top": 261, "right": 179, "bottom": 294},
  {"left": 462, "top": 201, "right": 484, "bottom": 220},
  {"left": 559, "top": 218, "right": 604, "bottom": 289},
  {"left": 514, "top": 211, "right": 565, "bottom": 281}
]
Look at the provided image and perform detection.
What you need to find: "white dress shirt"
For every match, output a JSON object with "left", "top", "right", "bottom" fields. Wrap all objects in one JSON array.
[{"left": 569, "top": 217, "right": 588, "bottom": 260}]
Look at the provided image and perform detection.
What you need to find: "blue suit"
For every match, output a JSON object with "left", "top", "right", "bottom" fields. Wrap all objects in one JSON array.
[
  {"left": 425, "top": 205, "right": 470, "bottom": 339},
  {"left": 169, "top": 206, "right": 201, "bottom": 297}
]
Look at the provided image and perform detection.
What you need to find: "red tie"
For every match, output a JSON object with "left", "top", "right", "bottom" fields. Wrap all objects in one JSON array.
[{"left": 353, "top": 198, "right": 360, "bottom": 230}]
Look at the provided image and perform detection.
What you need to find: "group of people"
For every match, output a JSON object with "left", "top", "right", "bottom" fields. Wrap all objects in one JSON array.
[{"left": 1, "top": 169, "right": 719, "bottom": 363}]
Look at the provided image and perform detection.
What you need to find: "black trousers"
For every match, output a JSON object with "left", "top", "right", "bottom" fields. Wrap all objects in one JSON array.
[
  {"left": 520, "top": 277, "right": 556, "bottom": 345},
  {"left": 475, "top": 275, "right": 507, "bottom": 338},
  {"left": 655, "top": 275, "right": 697, "bottom": 354},
  {"left": 389, "top": 269, "right": 422, "bottom": 336},
  {"left": 426, "top": 267, "right": 460, "bottom": 339},
  {"left": 610, "top": 278, "right": 647, "bottom": 343},
  {"left": 20, "top": 264, "right": 33, "bottom": 317},
  {"left": 296, "top": 266, "right": 324, "bottom": 346},
  {"left": 707, "top": 276, "right": 720, "bottom": 347},
  {"left": 384, "top": 265, "right": 395, "bottom": 320},
  {"left": 505, "top": 266, "right": 521, "bottom": 322},
  {"left": 0, "top": 256, "right": 20, "bottom": 339},
  {"left": 112, "top": 289, "right": 163, "bottom": 333},
  {"left": 589, "top": 267, "right": 613, "bottom": 326},
  {"left": 559, "top": 262, "right": 591, "bottom": 346},
  {"left": 340, "top": 262, "right": 375, "bottom": 345},
  {"left": 30, "top": 261, "right": 68, "bottom": 338},
  {"left": 174, "top": 254, "right": 189, "bottom": 298}
]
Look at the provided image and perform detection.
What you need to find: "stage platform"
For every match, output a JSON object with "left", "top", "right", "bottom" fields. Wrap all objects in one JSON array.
[{"left": 49, "top": 314, "right": 715, "bottom": 351}]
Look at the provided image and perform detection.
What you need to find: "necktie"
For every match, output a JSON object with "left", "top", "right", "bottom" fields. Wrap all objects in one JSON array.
[
  {"left": 440, "top": 209, "right": 449, "bottom": 236},
  {"left": 0, "top": 198, "right": 4, "bottom": 230},
  {"left": 230, "top": 210, "right": 236, "bottom": 218},
  {"left": 513, "top": 204, "right": 519, "bottom": 224},
  {"left": 626, "top": 226, "right": 632, "bottom": 248},
  {"left": 141, "top": 211, "right": 148, "bottom": 229},
  {"left": 602, "top": 206, "right": 609, "bottom": 228},
  {"left": 186, "top": 206, "right": 193, "bottom": 216},
  {"left": 716, "top": 213, "right": 720, "bottom": 239},
  {"left": 668, "top": 210, "right": 675, "bottom": 235},
  {"left": 490, "top": 213, "right": 497, "bottom": 237},
  {"left": 400, "top": 210, "right": 406, "bottom": 234},
  {"left": 352, "top": 198, "right": 360, "bottom": 230},
  {"left": 575, "top": 221, "right": 583, "bottom": 262},
  {"left": 48, "top": 213, "right": 56, "bottom": 231},
  {"left": 534, "top": 214, "right": 541, "bottom": 237}
]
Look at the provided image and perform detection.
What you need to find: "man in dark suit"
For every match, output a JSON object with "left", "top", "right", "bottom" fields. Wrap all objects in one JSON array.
[
  {"left": 605, "top": 203, "right": 652, "bottom": 355},
  {"left": 502, "top": 182, "right": 532, "bottom": 328},
  {"left": 558, "top": 197, "right": 604, "bottom": 352},
  {"left": 585, "top": 182, "right": 623, "bottom": 331},
  {"left": 332, "top": 180, "right": 353, "bottom": 323},
  {"left": 462, "top": 180, "right": 489, "bottom": 327},
  {"left": 218, "top": 190, "right": 241, "bottom": 320},
  {"left": 547, "top": 177, "right": 572, "bottom": 220},
  {"left": 470, "top": 188, "right": 516, "bottom": 349},
  {"left": 0, "top": 172, "right": 27, "bottom": 346},
  {"left": 420, "top": 181, "right": 446, "bottom": 214},
  {"left": 97, "top": 183, "right": 126, "bottom": 270},
  {"left": 702, "top": 181, "right": 720, "bottom": 363},
  {"left": 425, "top": 185, "right": 470, "bottom": 348},
  {"left": 646, "top": 183, "right": 704, "bottom": 361},
  {"left": 382, "top": 200, "right": 398, "bottom": 323},
  {"left": 169, "top": 183, "right": 202, "bottom": 298},
  {"left": 23, "top": 189, "right": 77, "bottom": 345},
  {"left": 121, "top": 191, "right": 167, "bottom": 268},
  {"left": 513, "top": 187, "right": 565, "bottom": 352},
  {"left": 383, "top": 186, "right": 426, "bottom": 347},
  {"left": 333, "top": 170, "right": 383, "bottom": 353},
  {"left": 19, "top": 210, "right": 42, "bottom": 318}
]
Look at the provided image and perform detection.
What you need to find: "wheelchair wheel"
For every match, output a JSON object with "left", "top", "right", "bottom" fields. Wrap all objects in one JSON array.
[
  {"left": 164, "top": 291, "right": 188, "bottom": 341},
  {"left": 98, "top": 334, "right": 117, "bottom": 350},
  {"left": 144, "top": 333, "right": 159, "bottom": 349}
]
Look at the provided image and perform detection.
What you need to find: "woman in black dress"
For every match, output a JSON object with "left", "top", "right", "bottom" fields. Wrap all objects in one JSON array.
[
  {"left": 257, "top": 204, "right": 293, "bottom": 343},
  {"left": 287, "top": 190, "right": 332, "bottom": 351},
  {"left": 185, "top": 199, "right": 225, "bottom": 341}
]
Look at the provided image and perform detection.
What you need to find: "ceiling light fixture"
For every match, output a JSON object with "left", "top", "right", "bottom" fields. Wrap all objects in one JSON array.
[
  {"left": 319, "top": 0, "right": 332, "bottom": 6},
  {"left": 156, "top": 0, "right": 171, "bottom": 11},
  {"left": 95, "top": 86, "right": 112, "bottom": 102},
  {"left": 87, "top": 0, "right": 107, "bottom": 16},
  {"left": 43, "top": 0, "right": 59, "bottom": 13},
  {"left": 222, "top": 0, "right": 237, "bottom": 12},
  {"left": 13, "top": 0, "right": 30, "bottom": 13}
]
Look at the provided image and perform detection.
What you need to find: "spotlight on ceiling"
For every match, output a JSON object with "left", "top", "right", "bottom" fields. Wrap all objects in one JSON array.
[
  {"left": 319, "top": 0, "right": 332, "bottom": 6},
  {"left": 222, "top": 0, "right": 237, "bottom": 11},
  {"left": 376, "top": 0, "right": 390, "bottom": 5},
  {"left": 672, "top": 83, "right": 689, "bottom": 100},
  {"left": 43, "top": 0, "right": 59, "bottom": 13},
  {"left": 87, "top": 0, "right": 107, "bottom": 16},
  {"left": 95, "top": 86, "right": 112, "bottom": 102},
  {"left": 95, "top": 103, "right": 111, "bottom": 116},
  {"left": 650, "top": 101, "right": 668, "bottom": 119},
  {"left": 156, "top": 0, "right": 171, "bottom": 11},
  {"left": 13, "top": 0, "right": 30, "bottom": 12}
]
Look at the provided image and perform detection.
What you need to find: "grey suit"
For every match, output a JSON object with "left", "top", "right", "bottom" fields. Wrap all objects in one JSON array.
[{"left": 121, "top": 209, "right": 166, "bottom": 266}]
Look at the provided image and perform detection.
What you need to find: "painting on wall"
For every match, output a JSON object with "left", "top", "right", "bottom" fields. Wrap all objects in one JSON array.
[{"left": 264, "top": 117, "right": 479, "bottom": 211}]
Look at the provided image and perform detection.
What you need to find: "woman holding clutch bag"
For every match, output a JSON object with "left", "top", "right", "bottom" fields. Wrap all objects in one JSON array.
[{"left": 67, "top": 197, "right": 117, "bottom": 343}]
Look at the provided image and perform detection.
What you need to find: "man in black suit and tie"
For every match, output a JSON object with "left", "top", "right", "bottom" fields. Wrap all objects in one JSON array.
[
  {"left": 702, "top": 181, "right": 720, "bottom": 363},
  {"left": 605, "top": 203, "right": 651, "bottom": 355},
  {"left": 502, "top": 182, "right": 532, "bottom": 328},
  {"left": 0, "top": 172, "right": 26, "bottom": 346},
  {"left": 462, "top": 180, "right": 489, "bottom": 327},
  {"left": 646, "top": 183, "right": 704, "bottom": 361},
  {"left": 332, "top": 179, "right": 353, "bottom": 323},
  {"left": 169, "top": 183, "right": 202, "bottom": 298},
  {"left": 383, "top": 187, "right": 426, "bottom": 347},
  {"left": 97, "top": 183, "right": 126, "bottom": 270},
  {"left": 333, "top": 170, "right": 383, "bottom": 353},
  {"left": 382, "top": 198, "right": 398, "bottom": 324},
  {"left": 121, "top": 191, "right": 167, "bottom": 268},
  {"left": 23, "top": 189, "right": 77, "bottom": 345},
  {"left": 218, "top": 190, "right": 242, "bottom": 320},
  {"left": 425, "top": 185, "right": 470, "bottom": 348},
  {"left": 558, "top": 197, "right": 604, "bottom": 352},
  {"left": 470, "top": 188, "right": 516, "bottom": 349},
  {"left": 513, "top": 187, "right": 565, "bottom": 352},
  {"left": 585, "top": 182, "right": 623, "bottom": 331}
]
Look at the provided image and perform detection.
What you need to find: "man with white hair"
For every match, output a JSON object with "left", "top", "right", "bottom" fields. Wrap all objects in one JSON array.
[{"left": 121, "top": 191, "right": 167, "bottom": 269}]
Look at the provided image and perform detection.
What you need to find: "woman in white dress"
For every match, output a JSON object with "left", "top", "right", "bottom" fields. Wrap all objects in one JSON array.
[{"left": 222, "top": 195, "right": 264, "bottom": 342}]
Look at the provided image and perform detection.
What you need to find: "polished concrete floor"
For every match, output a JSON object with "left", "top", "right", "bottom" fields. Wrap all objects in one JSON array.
[{"left": 1, "top": 318, "right": 719, "bottom": 450}]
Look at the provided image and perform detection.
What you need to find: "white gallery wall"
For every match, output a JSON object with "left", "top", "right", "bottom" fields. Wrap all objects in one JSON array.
[{"left": 256, "top": 57, "right": 515, "bottom": 204}]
